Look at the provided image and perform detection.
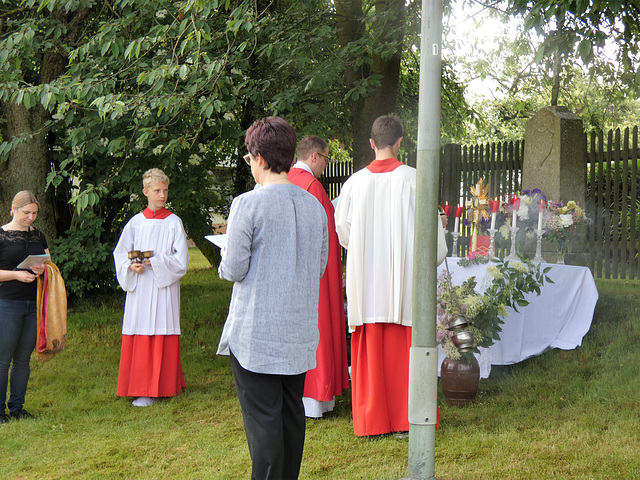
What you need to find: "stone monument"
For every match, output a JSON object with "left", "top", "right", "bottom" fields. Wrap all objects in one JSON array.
[{"left": 522, "top": 106, "right": 588, "bottom": 264}]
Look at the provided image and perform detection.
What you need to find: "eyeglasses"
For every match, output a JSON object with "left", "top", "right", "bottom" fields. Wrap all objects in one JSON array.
[
  {"left": 243, "top": 153, "right": 252, "bottom": 166},
  {"left": 316, "top": 152, "right": 334, "bottom": 163}
]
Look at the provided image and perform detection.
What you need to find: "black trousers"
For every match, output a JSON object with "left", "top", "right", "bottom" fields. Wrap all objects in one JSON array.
[{"left": 230, "top": 352, "right": 307, "bottom": 480}]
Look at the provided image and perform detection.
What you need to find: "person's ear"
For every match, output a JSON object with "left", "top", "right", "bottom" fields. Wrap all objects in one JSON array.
[
  {"left": 142, "top": 188, "right": 149, "bottom": 198},
  {"left": 256, "top": 153, "right": 268, "bottom": 169},
  {"left": 395, "top": 137, "right": 403, "bottom": 149},
  {"left": 369, "top": 138, "right": 376, "bottom": 150}
]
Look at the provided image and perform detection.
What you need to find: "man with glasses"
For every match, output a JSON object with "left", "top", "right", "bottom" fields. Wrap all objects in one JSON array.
[{"left": 288, "top": 135, "right": 350, "bottom": 419}]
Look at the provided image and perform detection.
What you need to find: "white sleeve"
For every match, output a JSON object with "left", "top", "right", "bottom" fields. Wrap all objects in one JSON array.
[
  {"left": 113, "top": 220, "right": 138, "bottom": 292},
  {"left": 436, "top": 220, "right": 448, "bottom": 266},
  {"left": 149, "top": 217, "right": 190, "bottom": 288}
]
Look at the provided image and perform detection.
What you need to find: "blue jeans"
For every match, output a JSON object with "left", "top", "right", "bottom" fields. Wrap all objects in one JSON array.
[{"left": 0, "top": 299, "right": 37, "bottom": 414}]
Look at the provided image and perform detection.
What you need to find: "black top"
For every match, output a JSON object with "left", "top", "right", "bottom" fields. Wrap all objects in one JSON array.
[{"left": 0, "top": 227, "right": 48, "bottom": 301}]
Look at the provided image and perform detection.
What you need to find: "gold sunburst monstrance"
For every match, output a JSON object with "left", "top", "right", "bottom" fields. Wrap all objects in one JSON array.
[{"left": 465, "top": 178, "right": 490, "bottom": 256}]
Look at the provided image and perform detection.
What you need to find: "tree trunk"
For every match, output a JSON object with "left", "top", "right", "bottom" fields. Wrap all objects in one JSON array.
[
  {"left": 0, "top": 102, "right": 57, "bottom": 243},
  {"left": 338, "top": 0, "right": 406, "bottom": 172}
]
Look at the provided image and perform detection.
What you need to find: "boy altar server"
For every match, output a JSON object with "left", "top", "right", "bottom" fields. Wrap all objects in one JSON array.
[
  {"left": 335, "top": 115, "right": 447, "bottom": 436},
  {"left": 288, "top": 135, "right": 350, "bottom": 418},
  {"left": 113, "top": 168, "right": 190, "bottom": 407}
]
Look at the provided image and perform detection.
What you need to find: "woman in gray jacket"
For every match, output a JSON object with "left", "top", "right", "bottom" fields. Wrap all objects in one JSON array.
[{"left": 217, "top": 116, "right": 328, "bottom": 480}]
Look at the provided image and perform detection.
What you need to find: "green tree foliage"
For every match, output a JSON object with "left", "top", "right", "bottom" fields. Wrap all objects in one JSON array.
[
  {"left": 0, "top": 0, "right": 470, "bottom": 296},
  {"left": 449, "top": 0, "right": 640, "bottom": 144}
]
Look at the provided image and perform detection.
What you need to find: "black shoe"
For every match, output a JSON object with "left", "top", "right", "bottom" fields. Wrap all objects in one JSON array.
[
  {"left": 0, "top": 413, "right": 8, "bottom": 424},
  {"left": 9, "top": 409, "right": 32, "bottom": 420}
]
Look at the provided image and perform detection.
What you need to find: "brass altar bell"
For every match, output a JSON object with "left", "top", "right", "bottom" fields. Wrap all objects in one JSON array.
[
  {"left": 128, "top": 250, "right": 154, "bottom": 263},
  {"left": 447, "top": 314, "right": 475, "bottom": 353}
]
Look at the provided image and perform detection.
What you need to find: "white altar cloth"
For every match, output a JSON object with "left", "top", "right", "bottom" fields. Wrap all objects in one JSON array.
[{"left": 437, "top": 258, "right": 599, "bottom": 378}]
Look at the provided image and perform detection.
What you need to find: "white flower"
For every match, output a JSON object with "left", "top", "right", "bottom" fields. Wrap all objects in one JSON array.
[
  {"left": 560, "top": 213, "right": 574, "bottom": 228},
  {"left": 52, "top": 113, "right": 65, "bottom": 121},
  {"left": 223, "top": 112, "right": 235, "bottom": 121},
  {"left": 100, "top": 137, "right": 109, "bottom": 146},
  {"left": 487, "top": 265, "right": 502, "bottom": 279},
  {"left": 511, "top": 261, "right": 527, "bottom": 273},
  {"left": 156, "top": 9, "right": 167, "bottom": 19},
  {"left": 206, "top": 118, "right": 216, "bottom": 127},
  {"left": 188, "top": 154, "right": 202, "bottom": 166},
  {"left": 152, "top": 145, "right": 163, "bottom": 156},
  {"left": 499, "top": 224, "right": 510, "bottom": 239},
  {"left": 230, "top": 68, "right": 242, "bottom": 75},
  {"left": 517, "top": 202, "right": 529, "bottom": 220}
]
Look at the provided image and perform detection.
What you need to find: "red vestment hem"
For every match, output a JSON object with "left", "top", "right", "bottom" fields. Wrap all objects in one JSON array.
[
  {"left": 117, "top": 334, "right": 186, "bottom": 398},
  {"left": 351, "top": 323, "right": 440, "bottom": 436}
]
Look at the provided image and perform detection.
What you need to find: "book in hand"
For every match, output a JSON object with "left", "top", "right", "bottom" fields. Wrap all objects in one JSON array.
[{"left": 17, "top": 254, "right": 50, "bottom": 270}]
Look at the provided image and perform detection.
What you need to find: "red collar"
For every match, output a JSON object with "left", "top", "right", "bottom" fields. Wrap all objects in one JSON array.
[
  {"left": 143, "top": 207, "right": 172, "bottom": 219},
  {"left": 366, "top": 158, "right": 404, "bottom": 173}
]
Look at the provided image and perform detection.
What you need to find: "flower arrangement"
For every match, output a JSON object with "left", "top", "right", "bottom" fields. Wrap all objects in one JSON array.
[
  {"left": 437, "top": 257, "right": 552, "bottom": 362},
  {"left": 544, "top": 200, "right": 587, "bottom": 242}
]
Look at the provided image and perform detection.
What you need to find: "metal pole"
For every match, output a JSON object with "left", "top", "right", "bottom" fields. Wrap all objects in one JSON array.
[{"left": 402, "top": 0, "right": 443, "bottom": 478}]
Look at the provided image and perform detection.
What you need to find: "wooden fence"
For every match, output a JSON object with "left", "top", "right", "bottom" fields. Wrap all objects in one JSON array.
[
  {"left": 320, "top": 127, "right": 640, "bottom": 279},
  {"left": 587, "top": 127, "right": 640, "bottom": 280}
]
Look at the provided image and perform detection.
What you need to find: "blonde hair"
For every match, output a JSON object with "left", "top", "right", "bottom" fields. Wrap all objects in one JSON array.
[
  {"left": 11, "top": 190, "right": 39, "bottom": 215},
  {"left": 142, "top": 168, "right": 170, "bottom": 189}
]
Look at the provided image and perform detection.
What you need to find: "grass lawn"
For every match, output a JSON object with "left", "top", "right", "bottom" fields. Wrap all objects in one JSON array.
[{"left": 1, "top": 249, "right": 639, "bottom": 479}]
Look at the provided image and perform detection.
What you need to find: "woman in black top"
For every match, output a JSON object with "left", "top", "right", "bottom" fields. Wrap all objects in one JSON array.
[{"left": 0, "top": 191, "right": 49, "bottom": 423}]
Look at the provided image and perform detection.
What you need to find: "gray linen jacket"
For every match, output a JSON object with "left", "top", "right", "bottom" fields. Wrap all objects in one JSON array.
[{"left": 217, "top": 184, "right": 328, "bottom": 375}]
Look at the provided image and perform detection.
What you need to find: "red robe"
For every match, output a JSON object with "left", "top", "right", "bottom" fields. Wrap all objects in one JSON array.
[{"left": 288, "top": 168, "right": 350, "bottom": 403}]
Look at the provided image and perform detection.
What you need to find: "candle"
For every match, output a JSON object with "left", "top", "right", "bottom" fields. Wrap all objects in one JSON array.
[
  {"left": 454, "top": 205, "right": 463, "bottom": 231},
  {"left": 511, "top": 197, "right": 519, "bottom": 229},
  {"left": 443, "top": 201, "right": 451, "bottom": 217},
  {"left": 491, "top": 212, "right": 497, "bottom": 230},
  {"left": 537, "top": 199, "right": 545, "bottom": 230}
]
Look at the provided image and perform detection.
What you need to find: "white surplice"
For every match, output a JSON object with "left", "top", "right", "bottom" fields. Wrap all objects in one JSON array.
[
  {"left": 335, "top": 163, "right": 447, "bottom": 330},
  {"left": 113, "top": 213, "right": 189, "bottom": 335}
]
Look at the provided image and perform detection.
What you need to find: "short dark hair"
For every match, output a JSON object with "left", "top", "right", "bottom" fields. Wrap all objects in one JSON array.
[
  {"left": 371, "top": 114, "right": 403, "bottom": 149},
  {"left": 245, "top": 117, "right": 297, "bottom": 174},
  {"left": 296, "top": 135, "right": 328, "bottom": 162}
]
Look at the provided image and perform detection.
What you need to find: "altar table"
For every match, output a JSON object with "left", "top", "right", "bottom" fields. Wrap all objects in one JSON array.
[{"left": 436, "top": 258, "right": 599, "bottom": 378}]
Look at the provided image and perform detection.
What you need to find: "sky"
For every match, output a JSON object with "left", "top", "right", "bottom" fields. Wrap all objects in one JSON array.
[{"left": 444, "top": 0, "right": 521, "bottom": 101}]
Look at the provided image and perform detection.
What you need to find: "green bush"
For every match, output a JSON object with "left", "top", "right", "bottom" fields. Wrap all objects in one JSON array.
[{"left": 52, "top": 210, "right": 118, "bottom": 297}]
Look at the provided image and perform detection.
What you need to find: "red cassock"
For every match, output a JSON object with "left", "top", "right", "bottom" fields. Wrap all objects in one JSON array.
[{"left": 288, "top": 168, "right": 350, "bottom": 402}]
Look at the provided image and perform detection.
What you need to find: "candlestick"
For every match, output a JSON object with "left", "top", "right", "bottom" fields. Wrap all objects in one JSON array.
[
  {"left": 506, "top": 226, "right": 519, "bottom": 260},
  {"left": 450, "top": 231, "right": 460, "bottom": 257},
  {"left": 533, "top": 228, "right": 545, "bottom": 262},
  {"left": 488, "top": 228, "right": 497, "bottom": 257}
]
